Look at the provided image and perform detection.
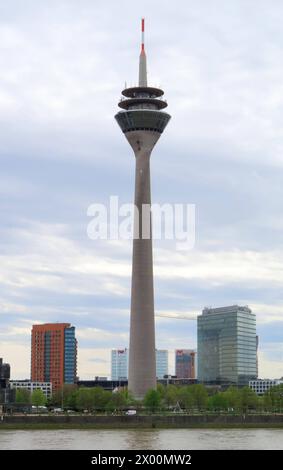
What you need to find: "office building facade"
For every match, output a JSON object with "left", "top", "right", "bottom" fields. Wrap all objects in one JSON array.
[
  {"left": 249, "top": 379, "right": 283, "bottom": 395},
  {"left": 10, "top": 380, "right": 52, "bottom": 399},
  {"left": 111, "top": 349, "right": 128, "bottom": 381},
  {"left": 175, "top": 350, "right": 196, "bottom": 379},
  {"left": 31, "top": 323, "right": 77, "bottom": 391},
  {"left": 156, "top": 350, "right": 168, "bottom": 379},
  {"left": 111, "top": 348, "right": 169, "bottom": 380},
  {"left": 197, "top": 305, "right": 257, "bottom": 386}
]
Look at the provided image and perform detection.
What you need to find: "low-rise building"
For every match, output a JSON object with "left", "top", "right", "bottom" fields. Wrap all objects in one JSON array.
[
  {"left": 249, "top": 379, "right": 283, "bottom": 395},
  {"left": 10, "top": 380, "right": 52, "bottom": 399}
]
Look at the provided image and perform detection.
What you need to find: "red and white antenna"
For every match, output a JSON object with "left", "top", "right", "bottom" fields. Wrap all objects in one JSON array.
[
  {"left": 139, "top": 18, "right": 147, "bottom": 86},
  {"left": 141, "top": 18, "right": 145, "bottom": 53}
]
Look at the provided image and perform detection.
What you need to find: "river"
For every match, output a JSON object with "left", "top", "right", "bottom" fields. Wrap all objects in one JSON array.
[{"left": 0, "top": 428, "right": 282, "bottom": 449}]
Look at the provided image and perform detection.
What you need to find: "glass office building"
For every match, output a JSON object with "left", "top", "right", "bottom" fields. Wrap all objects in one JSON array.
[
  {"left": 197, "top": 305, "right": 257, "bottom": 386},
  {"left": 111, "top": 349, "right": 128, "bottom": 381},
  {"left": 64, "top": 327, "right": 77, "bottom": 384},
  {"left": 156, "top": 350, "right": 168, "bottom": 379},
  {"left": 111, "top": 348, "right": 168, "bottom": 380}
]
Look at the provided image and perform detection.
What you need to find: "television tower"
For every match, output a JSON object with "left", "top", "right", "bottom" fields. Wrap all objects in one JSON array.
[{"left": 115, "top": 19, "right": 171, "bottom": 399}]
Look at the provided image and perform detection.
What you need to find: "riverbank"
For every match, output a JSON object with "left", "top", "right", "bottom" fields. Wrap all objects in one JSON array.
[{"left": 1, "top": 414, "right": 283, "bottom": 429}]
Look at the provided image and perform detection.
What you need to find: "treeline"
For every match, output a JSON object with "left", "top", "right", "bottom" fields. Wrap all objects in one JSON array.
[{"left": 15, "top": 383, "right": 283, "bottom": 413}]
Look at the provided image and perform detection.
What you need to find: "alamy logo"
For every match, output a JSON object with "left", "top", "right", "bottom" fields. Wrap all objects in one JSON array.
[{"left": 87, "top": 196, "right": 195, "bottom": 251}]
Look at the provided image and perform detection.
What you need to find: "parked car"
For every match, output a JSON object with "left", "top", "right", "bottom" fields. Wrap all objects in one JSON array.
[
  {"left": 52, "top": 407, "right": 63, "bottom": 413},
  {"left": 31, "top": 406, "right": 48, "bottom": 413},
  {"left": 125, "top": 409, "right": 137, "bottom": 415}
]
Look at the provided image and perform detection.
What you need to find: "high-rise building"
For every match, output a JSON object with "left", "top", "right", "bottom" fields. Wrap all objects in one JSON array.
[
  {"left": 115, "top": 19, "right": 171, "bottom": 399},
  {"left": 111, "top": 349, "right": 128, "bottom": 381},
  {"left": 31, "top": 323, "right": 77, "bottom": 391},
  {"left": 156, "top": 350, "right": 168, "bottom": 379},
  {"left": 175, "top": 350, "right": 196, "bottom": 379},
  {"left": 111, "top": 348, "right": 169, "bottom": 381},
  {"left": 256, "top": 335, "right": 259, "bottom": 378},
  {"left": 197, "top": 305, "right": 257, "bottom": 386}
]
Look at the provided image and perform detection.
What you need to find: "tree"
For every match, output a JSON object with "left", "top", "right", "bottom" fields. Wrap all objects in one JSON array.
[
  {"left": 156, "top": 383, "right": 166, "bottom": 399},
  {"left": 122, "top": 388, "right": 135, "bottom": 405},
  {"left": 190, "top": 384, "right": 208, "bottom": 410},
  {"left": 223, "top": 386, "right": 241, "bottom": 411},
  {"left": 239, "top": 386, "right": 258, "bottom": 413},
  {"left": 263, "top": 393, "right": 272, "bottom": 412},
  {"left": 178, "top": 387, "right": 194, "bottom": 411},
  {"left": 91, "top": 387, "right": 111, "bottom": 411},
  {"left": 61, "top": 384, "right": 78, "bottom": 408},
  {"left": 76, "top": 388, "right": 94, "bottom": 411},
  {"left": 48, "top": 384, "right": 78, "bottom": 408},
  {"left": 31, "top": 389, "right": 46, "bottom": 408},
  {"left": 164, "top": 385, "right": 178, "bottom": 408},
  {"left": 143, "top": 389, "right": 161, "bottom": 413},
  {"left": 48, "top": 388, "right": 62, "bottom": 407},
  {"left": 16, "top": 388, "right": 31, "bottom": 404},
  {"left": 268, "top": 384, "right": 283, "bottom": 412},
  {"left": 208, "top": 393, "right": 228, "bottom": 411},
  {"left": 107, "top": 391, "right": 127, "bottom": 413},
  {"left": 65, "top": 389, "right": 79, "bottom": 410}
]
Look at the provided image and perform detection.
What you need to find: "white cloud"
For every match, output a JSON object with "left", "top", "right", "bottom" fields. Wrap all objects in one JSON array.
[
  {"left": 77, "top": 348, "right": 111, "bottom": 380},
  {"left": 258, "top": 349, "right": 283, "bottom": 379},
  {"left": 0, "top": 342, "right": 31, "bottom": 380}
]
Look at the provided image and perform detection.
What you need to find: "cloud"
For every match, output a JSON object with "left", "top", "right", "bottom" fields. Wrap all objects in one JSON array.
[{"left": 258, "top": 348, "right": 283, "bottom": 379}]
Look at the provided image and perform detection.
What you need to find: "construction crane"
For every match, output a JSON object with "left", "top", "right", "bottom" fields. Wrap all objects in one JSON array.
[{"left": 156, "top": 313, "right": 197, "bottom": 321}]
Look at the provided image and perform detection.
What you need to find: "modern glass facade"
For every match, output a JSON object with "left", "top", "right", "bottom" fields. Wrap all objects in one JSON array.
[
  {"left": 64, "top": 327, "right": 77, "bottom": 384},
  {"left": 111, "top": 349, "right": 128, "bottom": 381},
  {"left": 115, "top": 110, "right": 171, "bottom": 134},
  {"left": 156, "top": 350, "right": 168, "bottom": 379},
  {"left": 111, "top": 348, "right": 168, "bottom": 380},
  {"left": 197, "top": 305, "right": 257, "bottom": 386}
]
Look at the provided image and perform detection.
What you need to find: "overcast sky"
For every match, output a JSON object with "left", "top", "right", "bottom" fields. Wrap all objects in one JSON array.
[{"left": 0, "top": 0, "right": 282, "bottom": 379}]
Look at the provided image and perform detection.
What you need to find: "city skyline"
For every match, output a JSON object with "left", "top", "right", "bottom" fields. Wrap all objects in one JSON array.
[{"left": 0, "top": 0, "right": 282, "bottom": 381}]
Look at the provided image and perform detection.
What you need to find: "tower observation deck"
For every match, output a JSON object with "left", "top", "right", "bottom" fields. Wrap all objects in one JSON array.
[
  {"left": 115, "top": 19, "right": 171, "bottom": 399},
  {"left": 115, "top": 19, "right": 170, "bottom": 134}
]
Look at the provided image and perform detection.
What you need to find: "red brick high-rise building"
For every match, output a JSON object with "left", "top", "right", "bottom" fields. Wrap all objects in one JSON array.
[{"left": 31, "top": 323, "right": 77, "bottom": 391}]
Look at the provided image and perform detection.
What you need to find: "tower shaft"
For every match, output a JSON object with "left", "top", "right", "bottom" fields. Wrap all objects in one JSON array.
[{"left": 127, "top": 131, "right": 161, "bottom": 398}]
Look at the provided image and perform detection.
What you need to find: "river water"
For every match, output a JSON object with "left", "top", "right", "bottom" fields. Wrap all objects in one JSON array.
[{"left": 0, "top": 429, "right": 282, "bottom": 450}]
